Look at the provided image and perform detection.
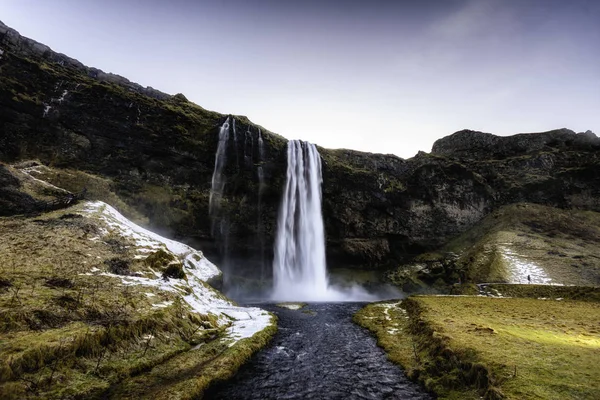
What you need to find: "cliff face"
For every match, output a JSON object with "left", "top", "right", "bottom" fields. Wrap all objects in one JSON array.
[{"left": 1, "top": 21, "right": 599, "bottom": 277}]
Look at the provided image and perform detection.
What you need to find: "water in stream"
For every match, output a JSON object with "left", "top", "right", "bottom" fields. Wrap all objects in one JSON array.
[{"left": 205, "top": 303, "right": 432, "bottom": 400}]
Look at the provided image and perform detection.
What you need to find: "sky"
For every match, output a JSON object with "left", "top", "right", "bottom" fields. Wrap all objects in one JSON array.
[{"left": 1, "top": 0, "right": 599, "bottom": 158}]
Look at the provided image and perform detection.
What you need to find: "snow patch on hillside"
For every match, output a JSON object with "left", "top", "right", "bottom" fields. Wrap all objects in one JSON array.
[
  {"left": 500, "top": 246, "right": 553, "bottom": 285},
  {"left": 84, "top": 201, "right": 220, "bottom": 280},
  {"left": 80, "top": 201, "right": 272, "bottom": 345},
  {"left": 20, "top": 165, "right": 69, "bottom": 193}
]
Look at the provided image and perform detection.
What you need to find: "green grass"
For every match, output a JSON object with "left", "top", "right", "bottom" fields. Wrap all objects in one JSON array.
[
  {"left": 0, "top": 202, "right": 275, "bottom": 399},
  {"left": 356, "top": 296, "right": 600, "bottom": 399},
  {"left": 108, "top": 316, "right": 277, "bottom": 399},
  {"left": 472, "top": 284, "right": 600, "bottom": 302},
  {"left": 447, "top": 203, "right": 600, "bottom": 284},
  {"left": 12, "top": 162, "right": 149, "bottom": 224}
]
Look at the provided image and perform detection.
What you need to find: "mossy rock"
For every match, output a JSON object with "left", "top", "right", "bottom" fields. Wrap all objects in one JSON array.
[
  {"left": 450, "top": 283, "right": 480, "bottom": 295},
  {"left": 171, "top": 93, "right": 188, "bottom": 103},
  {"left": 145, "top": 249, "right": 176, "bottom": 270},
  {"left": 163, "top": 263, "right": 185, "bottom": 280},
  {"left": 104, "top": 258, "right": 130, "bottom": 275}
]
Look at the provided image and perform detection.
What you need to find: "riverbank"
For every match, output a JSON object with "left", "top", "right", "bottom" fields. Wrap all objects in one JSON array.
[{"left": 355, "top": 289, "right": 600, "bottom": 399}]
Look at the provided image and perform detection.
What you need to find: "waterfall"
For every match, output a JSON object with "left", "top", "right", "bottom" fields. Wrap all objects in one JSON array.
[
  {"left": 257, "top": 129, "right": 266, "bottom": 281},
  {"left": 272, "top": 140, "right": 328, "bottom": 300},
  {"left": 232, "top": 118, "right": 240, "bottom": 167},
  {"left": 209, "top": 117, "right": 230, "bottom": 234},
  {"left": 257, "top": 128, "right": 265, "bottom": 160},
  {"left": 257, "top": 128, "right": 266, "bottom": 199}
]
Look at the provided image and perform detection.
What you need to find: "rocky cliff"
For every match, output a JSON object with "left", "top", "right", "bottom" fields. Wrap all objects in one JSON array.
[{"left": 1, "top": 21, "right": 599, "bottom": 282}]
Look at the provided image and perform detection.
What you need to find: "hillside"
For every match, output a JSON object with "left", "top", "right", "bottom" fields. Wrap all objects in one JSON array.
[
  {"left": 0, "top": 166, "right": 275, "bottom": 399},
  {"left": 388, "top": 203, "right": 600, "bottom": 290}
]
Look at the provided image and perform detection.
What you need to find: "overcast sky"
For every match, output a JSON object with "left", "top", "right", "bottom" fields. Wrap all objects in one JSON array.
[{"left": 2, "top": 0, "right": 599, "bottom": 158}]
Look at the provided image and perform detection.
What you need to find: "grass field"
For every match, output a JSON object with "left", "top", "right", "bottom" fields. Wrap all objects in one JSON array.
[{"left": 356, "top": 295, "right": 600, "bottom": 399}]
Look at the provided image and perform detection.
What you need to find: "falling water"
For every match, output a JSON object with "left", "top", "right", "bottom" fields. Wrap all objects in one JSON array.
[
  {"left": 244, "top": 128, "right": 253, "bottom": 167},
  {"left": 272, "top": 140, "right": 329, "bottom": 300},
  {"left": 232, "top": 118, "right": 240, "bottom": 167},
  {"left": 257, "top": 129, "right": 267, "bottom": 281},
  {"left": 257, "top": 128, "right": 266, "bottom": 199},
  {"left": 257, "top": 128, "right": 265, "bottom": 160},
  {"left": 209, "top": 117, "right": 230, "bottom": 234},
  {"left": 209, "top": 117, "right": 236, "bottom": 289}
]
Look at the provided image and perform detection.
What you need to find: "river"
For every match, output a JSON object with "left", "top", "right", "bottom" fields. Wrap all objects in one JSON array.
[{"left": 205, "top": 302, "right": 432, "bottom": 400}]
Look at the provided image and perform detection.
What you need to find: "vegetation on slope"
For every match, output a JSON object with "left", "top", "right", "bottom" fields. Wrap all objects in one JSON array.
[
  {"left": 388, "top": 203, "right": 600, "bottom": 290},
  {"left": 0, "top": 208, "right": 209, "bottom": 398},
  {"left": 0, "top": 168, "right": 276, "bottom": 399},
  {"left": 356, "top": 295, "right": 600, "bottom": 399}
]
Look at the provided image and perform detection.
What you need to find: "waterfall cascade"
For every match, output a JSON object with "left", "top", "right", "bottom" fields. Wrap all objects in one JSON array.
[
  {"left": 257, "top": 129, "right": 267, "bottom": 280},
  {"left": 209, "top": 117, "right": 271, "bottom": 292},
  {"left": 209, "top": 117, "right": 231, "bottom": 234},
  {"left": 257, "top": 128, "right": 266, "bottom": 194},
  {"left": 272, "top": 140, "right": 329, "bottom": 300}
]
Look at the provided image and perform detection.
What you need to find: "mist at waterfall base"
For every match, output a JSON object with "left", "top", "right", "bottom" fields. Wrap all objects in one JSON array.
[{"left": 269, "top": 140, "right": 400, "bottom": 302}]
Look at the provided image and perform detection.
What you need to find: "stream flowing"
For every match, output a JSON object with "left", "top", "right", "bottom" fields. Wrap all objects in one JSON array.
[{"left": 205, "top": 303, "right": 432, "bottom": 400}]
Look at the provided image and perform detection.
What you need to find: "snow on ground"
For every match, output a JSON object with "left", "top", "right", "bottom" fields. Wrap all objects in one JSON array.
[
  {"left": 20, "top": 165, "right": 69, "bottom": 193},
  {"left": 79, "top": 201, "right": 273, "bottom": 345},
  {"left": 84, "top": 201, "right": 220, "bottom": 281},
  {"left": 379, "top": 301, "right": 403, "bottom": 321},
  {"left": 499, "top": 245, "right": 554, "bottom": 285}
]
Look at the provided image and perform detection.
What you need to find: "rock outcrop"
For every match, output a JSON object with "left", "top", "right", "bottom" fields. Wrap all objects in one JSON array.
[
  {"left": 432, "top": 128, "right": 599, "bottom": 159},
  {"left": 1, "top": 21, "right": 599, "bottom": 280},
  {"left": 0, "top": 20, "right": 169, "bottom": 100}
]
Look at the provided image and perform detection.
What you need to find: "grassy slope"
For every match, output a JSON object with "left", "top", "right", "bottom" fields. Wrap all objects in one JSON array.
[
  {"left": 0, "top": 168, "right": 276, "bottom": 399},
  {"left": 450, "top": 203, "right": 600, "bottom": 285},
  {"left": 356, "top": 295, "right": 600, "bottom": 400},
  {"left": 388, "top": 203, "right": 600, "bottom": 289},
  {"left": 109, "top": 322, "right": 277, "bottom": 400}
]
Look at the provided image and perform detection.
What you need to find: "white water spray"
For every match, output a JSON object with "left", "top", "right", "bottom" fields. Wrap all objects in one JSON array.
[{"left": 272, "top": 140, "right": 329, "bottom": 300}]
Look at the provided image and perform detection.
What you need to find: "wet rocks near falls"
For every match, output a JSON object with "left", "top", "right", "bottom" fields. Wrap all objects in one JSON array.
[{"left": 1, "top": 20, "right": 599, "bottom": 278}]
